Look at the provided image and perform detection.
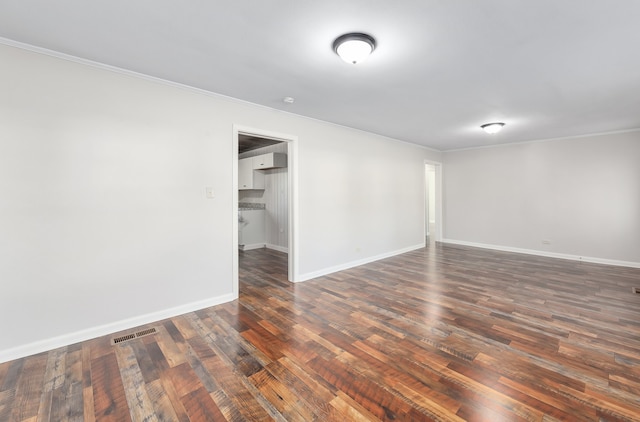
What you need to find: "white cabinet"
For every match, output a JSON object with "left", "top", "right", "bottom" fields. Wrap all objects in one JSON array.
[
  {"left": 239, "top": 209, "right": 265, "bottom": 250},
  {"left": 239, "top": 157, "right": 264, "bottom": 190},
  {"left": 253, "top": 153, "right": 287, "bottom": 170},
  {"left": 238, "top": 153, "right": 286, "bottom": 190}
]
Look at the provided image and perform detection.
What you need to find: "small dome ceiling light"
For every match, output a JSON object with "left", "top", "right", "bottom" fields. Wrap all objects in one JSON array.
[
  {"left": 333, "top": 33, "right": 376, "bottom": 64},
  {"left": 481, "top": 122, "right": 505, "bottom": 134},
  {"left": 283, "top": 96, "right": 295, "bottom": 104}
]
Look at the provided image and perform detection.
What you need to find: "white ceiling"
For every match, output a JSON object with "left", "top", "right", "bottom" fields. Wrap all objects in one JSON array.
[{"left": 1, "top": 1, "right": 640, "bottom": 151}]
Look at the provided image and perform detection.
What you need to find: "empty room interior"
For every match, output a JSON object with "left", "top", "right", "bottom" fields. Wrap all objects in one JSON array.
[{"left": 1, "top": 2, "right": 640, "bottom": 421}]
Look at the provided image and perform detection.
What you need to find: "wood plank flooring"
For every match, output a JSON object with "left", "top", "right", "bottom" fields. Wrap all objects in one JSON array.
[{"left": 2, "top": 243, "right": 640, "bottom": 421}]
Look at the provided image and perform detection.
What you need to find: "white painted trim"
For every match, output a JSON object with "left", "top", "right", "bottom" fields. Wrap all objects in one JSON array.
[
  {"left": 423, "top": 165, "right": 428, "bottom": 239},
  {"left": 297, "top": 243, "right": 425, "bottom": 282},
  {"left": 266, "top": 244, "right": 289, "bottom": 253},
  {"left": 241, "top": 243, "right": 267, "bottom": 251},
  {"left": 444, "top": 128, "right": 640, "bottom": 153},
  {"left": 0, "top": 37, "right": 439, "bottom": 155},
  {"left": 435, "top": 164, "right": 443, "bottom": 242},
  {"left": 232, "top": 128, "right": 240, "bottom": 298},
  {"left": 424, "top": 160, "right": 443, "bottom": 242},
  {"left": 442, "top": 239, "right": 640, "bottom": 269},
  {"left": 232, "top": 125, "right": 299, "bottom": 284},
  {"left": 0, "top": 294, "right": 235, "bottom": 364},
  {"left": 288, "top": 137, "right": 300, "bottom": 282}
]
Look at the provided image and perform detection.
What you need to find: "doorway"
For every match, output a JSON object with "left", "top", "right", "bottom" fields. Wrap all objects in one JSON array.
[
  {"left": 232, "top": 125, "right": 298, "bottom": 297},
  {"left": 425, "top": 162, "right": 442, "bottom": 245}
]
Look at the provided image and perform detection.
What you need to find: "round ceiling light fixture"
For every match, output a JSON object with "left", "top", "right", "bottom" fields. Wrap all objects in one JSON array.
[
  {"left": 333, "top": 33, "right": 376, "bottom": 64},
  {"left": 481, "top": 122, "right": 505, "bottom": 134}
]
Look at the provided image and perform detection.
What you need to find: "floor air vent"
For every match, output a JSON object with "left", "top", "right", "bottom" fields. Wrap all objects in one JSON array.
[
  {"left": 111, "top": 327, "right": 158, "bottom": 345},
  {"left": 633, "top": 287, "right": 640, "bottom": 294}
]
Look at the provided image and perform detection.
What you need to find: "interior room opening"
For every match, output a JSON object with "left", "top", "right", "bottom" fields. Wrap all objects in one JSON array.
[
  {"left": 425, "top": 162, "right": 442, "bottom": 245},
  {"left": 237, "top": 131, "right": 292, "bottom": 286}
]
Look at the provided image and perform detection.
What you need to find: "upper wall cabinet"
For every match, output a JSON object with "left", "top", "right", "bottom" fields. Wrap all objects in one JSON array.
[
  {"left": 253, "top": 153, "right": 287, "bottom": 170},
  {"left": 239, "top": 158, "right": 265, "bottom": 190},
  {"left": 238, "top": 153, "right": 286, "bottom": 190}
]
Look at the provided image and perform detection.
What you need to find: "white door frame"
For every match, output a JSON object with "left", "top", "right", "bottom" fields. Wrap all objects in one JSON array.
[
  {"left": 424, "top": 161, "right": 443, "bottom": 242},
  {"left": 232, "top": 124, "right": 299, "bottom": 297}
]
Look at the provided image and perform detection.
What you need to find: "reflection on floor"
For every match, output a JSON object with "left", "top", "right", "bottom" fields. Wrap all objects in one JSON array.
[{"left": 2, "top": 244, "right": 640, "bottom": 420}]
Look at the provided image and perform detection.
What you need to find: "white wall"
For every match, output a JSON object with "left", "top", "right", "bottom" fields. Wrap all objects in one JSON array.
[
  {"left": 239, "top": 142, "right": 289, "bottom": 251},
  {"left": 0, "top": 43, "right": 440, "bottom": 361},
  {"left": 442, "top": 131, "right": 640, "bottom": 265},
  {"left": 0, "top": 44, "right": 236, "bottom": 361},
  {"left": 297, "top": 128, "right": 435, "bottom": 280}
]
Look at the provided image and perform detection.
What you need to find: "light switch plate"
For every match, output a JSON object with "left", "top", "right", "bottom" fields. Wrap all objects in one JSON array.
[{"left": 205, "top": 187, "right": 214, "bottom": 199}]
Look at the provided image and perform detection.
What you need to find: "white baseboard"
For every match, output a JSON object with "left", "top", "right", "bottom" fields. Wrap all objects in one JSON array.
[
  {"left": 441, "top": 239, "right": 640, "bottom": 269},
  {"left": 266, "top": 243, "right": 289, "bottom": 253},
  {"left": 297, "top": 243, "right": 425, "bottom": 282},
  {"left": 240, "top": 243, "right": 266, "bottom": 251},
  {"left": 239, "top": 243, "right": 288, "bottom": 253},
  {"left": 0, "top": 293, "right": 236, "bottom": 364}
]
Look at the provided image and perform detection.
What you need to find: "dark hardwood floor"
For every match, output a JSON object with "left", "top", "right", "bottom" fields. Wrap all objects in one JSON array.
[{"left": 2, "top": 244, "right": 640, "bottom": 421}]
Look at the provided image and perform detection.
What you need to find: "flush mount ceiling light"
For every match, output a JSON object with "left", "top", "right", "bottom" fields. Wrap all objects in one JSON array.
[
  {"left": 481, "top": 122, "right": 505, "bottom": 134},
  {"left": 333, "top": 33, "right": 376, "bottom": 64}
]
